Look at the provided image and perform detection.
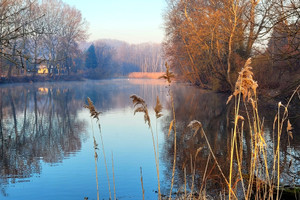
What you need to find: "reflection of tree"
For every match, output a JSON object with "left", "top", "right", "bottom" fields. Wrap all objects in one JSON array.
[
  {"left": 0, "top": 84, "right": 86, "bottom": 194},
  {"left": 161, "top": 85, "right": 231, "bottom": 194},
  {"left": 82, "top": 80, "right": 168, "bottom": 112},
  {"left": 161, "top": 85, "right": 300, "bottom": 195},
  {"left": 0, "top": 79, "right": 169, "bottom": 196}
]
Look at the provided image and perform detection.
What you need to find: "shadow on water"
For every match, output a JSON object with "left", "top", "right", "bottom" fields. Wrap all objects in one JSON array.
[{"left": 161, "top": 84, "right": 300, "bottom": 197}]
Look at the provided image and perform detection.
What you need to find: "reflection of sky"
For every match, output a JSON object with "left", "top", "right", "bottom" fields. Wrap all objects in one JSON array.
[
  {"left": 3, "top": 79, "right": 299, "bottom": 199},
  {"left": 5, "top": 109, "right": 167, "bottom": 199},
  {"left": 3, "top": 79, "right": 169, "bottom": 200}
]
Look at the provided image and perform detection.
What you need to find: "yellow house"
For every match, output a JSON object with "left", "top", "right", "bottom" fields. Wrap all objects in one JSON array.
[
  {"left": 38, "top": 64, "right": 48, "bottom": 74},
  {"left": 38, "top": 87, "right": 49, "bottom": 94}
]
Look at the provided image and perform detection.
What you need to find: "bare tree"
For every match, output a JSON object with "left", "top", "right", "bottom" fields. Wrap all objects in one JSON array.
[
  {"left": 0, "top": 0, "right": 44, "bottom": 77},
  {"left": 163, "top": 0, "right": 299, "bottom": 91}
]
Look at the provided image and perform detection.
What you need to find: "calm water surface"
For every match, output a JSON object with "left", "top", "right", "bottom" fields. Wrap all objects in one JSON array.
[{"left": 0, "top": 79, "right": 299, "bottom": 199}]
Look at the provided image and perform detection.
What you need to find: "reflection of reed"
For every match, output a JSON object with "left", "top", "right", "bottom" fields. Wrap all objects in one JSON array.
[
  {"left": 161, "top": 87, "right": 231, "bottom": 196},
  {"left": 160, "top": 62, "right": 300, "bottom": 199}
]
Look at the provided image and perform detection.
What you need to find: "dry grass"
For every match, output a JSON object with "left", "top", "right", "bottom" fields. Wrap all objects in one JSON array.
[{"left": 128, "top": 72, "right": 165, "bottom": 79}]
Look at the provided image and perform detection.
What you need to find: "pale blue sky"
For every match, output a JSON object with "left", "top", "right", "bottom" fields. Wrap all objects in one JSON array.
[{"left": 61, "top": 0, "right": 166, "bottom": 44}]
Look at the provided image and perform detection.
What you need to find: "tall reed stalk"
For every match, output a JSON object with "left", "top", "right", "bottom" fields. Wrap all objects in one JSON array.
[
  {"left": 91, "top": 121, "right": 99, "bottom": 200},
  {"left": 188, "top": 58, "right": 299, "bottom": 199},
  {"left": 130, "top": 94, "right": 162, "bottom": 200},
  {"left": 98, "top": 123, "right": 112, "bottom": 200},
  {"left": 159, "top": 62, "right": 178, "bottom": 199},
  {"left": 84, "top": 97, "right": 112, "bottom": 200}
]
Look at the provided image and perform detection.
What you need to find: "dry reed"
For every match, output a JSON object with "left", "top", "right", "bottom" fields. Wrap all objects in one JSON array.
[
  {"left": 84, "top": 97, "right": 112, "bottom": 200},
  {"left": 160, "top": 62, "right": 178, "bottom": 199},
  {"left": 186, "top": 58, "right": 299, "bottom": 200},
  {"left": 130, "top": 94, "right": 162, "bottom": 200},
  {"left": 84, "top": 98, "right": 100, "bottom": 200}
]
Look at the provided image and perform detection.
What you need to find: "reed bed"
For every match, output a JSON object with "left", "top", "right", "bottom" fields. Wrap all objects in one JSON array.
[
  {"left": 186, "top": 59, "right": 300, "bottom": 200},
  {"left": 128, "top": 72, "right": 165, "bottom": 79},
  {"left": 131, "top": 59, "right": 299, "bottom": 199},
  {"left": 84, "top": 59, "right": 299, "bottom": 200}
]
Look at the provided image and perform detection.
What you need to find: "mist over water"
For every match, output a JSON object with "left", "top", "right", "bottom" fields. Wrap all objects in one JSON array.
[{"left": 0, "top": 79, "right": 299, "bottom": 199}]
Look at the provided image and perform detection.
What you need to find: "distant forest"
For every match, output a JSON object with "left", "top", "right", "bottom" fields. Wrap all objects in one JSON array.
[
  {"left": 80, "top": 40, "right": 165, "bottom": 79},
  {"left": 0, "top": 0, "right": 165, "bottom": 82},
  {"left": 1, "top": 0, "right": 299, "bottom": 97}
]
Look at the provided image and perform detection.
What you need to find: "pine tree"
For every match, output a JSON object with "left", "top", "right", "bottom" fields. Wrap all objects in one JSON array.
[{"left": 85, "top": 44, "right": 98, "bottom": 69}]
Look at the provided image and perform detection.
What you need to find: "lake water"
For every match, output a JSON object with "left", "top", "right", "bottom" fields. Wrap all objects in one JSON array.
[{"left": 0, "top": 79, "right": 299, "bottom": 200}]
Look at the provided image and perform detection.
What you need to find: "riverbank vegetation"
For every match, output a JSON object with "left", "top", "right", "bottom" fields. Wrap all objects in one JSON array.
[
  {"left": 0, "top": 0, "right": 88, "bottom": 79},
  {"left": 81, "top": 60, "right": 299, "bottom": 199},
  {"left": 82, "top": 40, "right": 165, "bottom": 79},
  {"left": 132, "top": 60, "right": 300, "bottom": 199},
  {"left": 163, "top": 0, "right": 300, "bottom": 96},
  {"left": 0, "top": 1, "right": 165, "bottom": 83}
]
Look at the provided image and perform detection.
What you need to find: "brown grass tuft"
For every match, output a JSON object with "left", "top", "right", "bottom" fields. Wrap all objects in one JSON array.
[{"left": 130, "top": 94, "right": 151, "bottom": 128}]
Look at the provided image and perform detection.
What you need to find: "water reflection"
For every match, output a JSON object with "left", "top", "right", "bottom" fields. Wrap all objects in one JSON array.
[
  {"left": 0, "top": 79, "right": 168, "bottom": 199},
  {"left": 161, "top": 84, "right": 300, "bottom": 196},
  {"left": 0, "top": 79, "right": 298, "bottom": 199},
  {"left": 0, "top": 84, "right": 86, "bottom": 195},
  {"left": 160, "top": 85, "right": 231, "bottom": 194}
]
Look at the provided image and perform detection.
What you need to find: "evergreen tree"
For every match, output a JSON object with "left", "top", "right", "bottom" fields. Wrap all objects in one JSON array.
[{"left": 85, "top": 44, "right": 98, "bottom": 69}]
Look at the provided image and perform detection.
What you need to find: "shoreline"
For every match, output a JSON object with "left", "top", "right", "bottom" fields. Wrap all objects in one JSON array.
[{"left": 0, "top": 75, "right": 85, "bottom": 84}]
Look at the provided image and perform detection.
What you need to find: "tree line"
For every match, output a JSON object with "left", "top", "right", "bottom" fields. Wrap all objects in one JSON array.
[
  {"left": 0, "top": 0, "right": 88, "bottom": 79},
  {"left": 0, "top": 0, "right": 165, "bottom": 81},
  {"left": 163, "top": 0, "right": 300, "bottom": 94},
  {"left": 82, "top": 39, "right": 165, "bottom": 79}
]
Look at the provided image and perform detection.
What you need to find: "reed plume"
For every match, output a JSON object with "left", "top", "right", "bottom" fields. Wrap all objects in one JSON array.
[
  {"left": 130, "top": 94, "right": 161, "bottom": 199},
  {"left": 159, "top": 62, "right": 178, "bottom": 199},
  {"left": 84, "top": 97, "right": 101, "bottom": 121},
  {"left": 84, "top": 97, "right": 112, "bottom": 200},
  {"left": 227, "top": 58, "right": 258, "bottom": 104},
  {"left": 159, "top": 62, "right": 175, "bottom": 84},
  {"left": 130, "top": 95, "right": 151, "bottom": 128}
]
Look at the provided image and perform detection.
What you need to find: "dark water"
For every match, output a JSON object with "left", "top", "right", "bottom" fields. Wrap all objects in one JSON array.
[{"left": 0, "top": 79, "right": 299, "bottom": 199}]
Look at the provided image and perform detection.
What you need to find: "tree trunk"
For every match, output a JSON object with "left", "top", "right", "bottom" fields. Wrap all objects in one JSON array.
[
  {"left": 7, "top": 42, "right": 17, "bottom": 79},
  {"left": 246, "top": 0, "right": 258, "bottom": 57}
]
